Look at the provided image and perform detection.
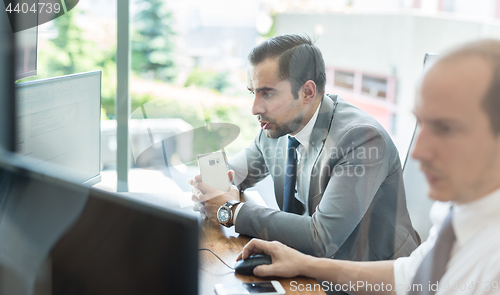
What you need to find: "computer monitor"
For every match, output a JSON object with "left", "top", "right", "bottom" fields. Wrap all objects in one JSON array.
[
  {"left": 16, "top": 71, "right": 102, "bottom": 185},
  {"left": 422, "top": 53, "right": 439, "bottom": 69},
  {"left": 0, "top": 2, "right": 16, "bottom": 153},
  {"left": 402, "top": 53, "right": 439, "bottom": 240},
  {"left": 0, "top": 155, "right": 199, "bottom": 295}
]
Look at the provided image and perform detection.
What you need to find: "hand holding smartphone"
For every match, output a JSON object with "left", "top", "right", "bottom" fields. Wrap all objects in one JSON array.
[{"left": 197, "top": 150, "right": 230, "bottom": 192}]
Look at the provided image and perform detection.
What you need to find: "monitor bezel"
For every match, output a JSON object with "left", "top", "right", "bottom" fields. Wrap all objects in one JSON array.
[
  {"left": 15, "top": 71, "right": 102, "bottom": 185},
  {"left": 402, "top": 53, "right": 439, "bottom": 170}
]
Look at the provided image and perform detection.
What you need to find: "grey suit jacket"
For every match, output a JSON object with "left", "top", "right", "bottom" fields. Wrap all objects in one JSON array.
[{"left": 229, "top": 94, "right": 419, "bottom": 260}]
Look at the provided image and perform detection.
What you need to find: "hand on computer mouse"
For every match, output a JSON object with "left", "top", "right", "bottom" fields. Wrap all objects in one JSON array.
[
  {"left": 234, "top": 254, "right": 272, "bottom": 276},
  {"left": 236, "top": 239, "right": 311, "bottom": 278}
]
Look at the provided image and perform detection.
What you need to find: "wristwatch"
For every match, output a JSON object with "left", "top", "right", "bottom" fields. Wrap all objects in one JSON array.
[{"left": 217, "top": 200, "right": 241, "bottom": 227}]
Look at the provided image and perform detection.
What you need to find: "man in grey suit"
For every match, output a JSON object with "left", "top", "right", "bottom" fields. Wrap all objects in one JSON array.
[
  {"left": 189, "top": 35, "right": 419, "bottom": 260},
  {"left": 237, "top": 39, "right": 500, "bottom": 295}
]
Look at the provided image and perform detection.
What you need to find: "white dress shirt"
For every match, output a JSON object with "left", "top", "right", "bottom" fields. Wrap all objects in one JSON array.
[
  {"left": 233, "top": 102, "right": 322, "bottom": 222},
  {"left": 289, "top": 101, "right": 321, "bottom": 215},
  {"left": 394, "top": 188, "right": 500, "bottom": 295}
]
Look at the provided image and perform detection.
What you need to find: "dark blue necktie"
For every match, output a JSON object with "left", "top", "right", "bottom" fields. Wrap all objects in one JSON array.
[{"left": 283, "top": 136, "right": 304, "bottom": 214}]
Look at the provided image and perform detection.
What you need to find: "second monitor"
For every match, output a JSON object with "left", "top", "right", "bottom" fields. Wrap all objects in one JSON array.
[{"left": 15, "top": 71, "right": 102, "bottom": 185}]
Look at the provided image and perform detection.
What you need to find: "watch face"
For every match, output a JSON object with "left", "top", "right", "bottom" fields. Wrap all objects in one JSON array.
[{"left": 218, "top": 208, "right": 230, "bottom": 223}]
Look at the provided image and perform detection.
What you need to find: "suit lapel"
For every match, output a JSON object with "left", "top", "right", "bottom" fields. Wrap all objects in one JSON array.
[
  {"left": 273, "top": 95, "right": 337, "bottom": 212},
  {"left": 301, "top": 95, "right": 337, "bottom": 214}
]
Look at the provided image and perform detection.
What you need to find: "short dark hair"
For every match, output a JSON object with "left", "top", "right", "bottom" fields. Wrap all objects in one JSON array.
[
  {"left": 248, "top": 34, "right": 326, "bottom": 99},
  {"left": 438, "top": 39, "right": 500, "bottom": 135}
]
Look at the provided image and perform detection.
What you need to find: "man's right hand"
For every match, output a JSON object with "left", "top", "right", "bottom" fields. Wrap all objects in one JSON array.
[
  {"left": 236, "top": 239, "right": 312, "bottom": 278},
  {"left": 238, "top": 239, "right": 397, "bottom": 295}
]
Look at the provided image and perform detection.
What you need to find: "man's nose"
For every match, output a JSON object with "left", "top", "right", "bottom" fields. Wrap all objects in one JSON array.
[
  {"left": 411, "top": 127, "right": 433, "bottom": 163},
  {"left": 252, "top": 96, "right": 265, "bottom": 116}
]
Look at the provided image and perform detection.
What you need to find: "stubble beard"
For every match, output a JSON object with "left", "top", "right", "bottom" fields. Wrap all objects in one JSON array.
[{"left": 264, "top": 113, "right": 304, "bottom": 139}]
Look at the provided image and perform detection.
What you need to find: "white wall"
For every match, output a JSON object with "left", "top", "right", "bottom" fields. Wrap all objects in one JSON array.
[
  {"left": 274, "top": 12, "right": 500, "bottom": 160},
  {"left": 453, "top": 0, "right": 496, "bottom": 17}
]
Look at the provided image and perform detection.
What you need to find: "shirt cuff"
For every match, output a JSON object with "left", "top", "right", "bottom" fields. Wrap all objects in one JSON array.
[
  {"left": 393, "top": 257, "right": 410, "bottom": 295},
  {"left": 233, "top": 203, "right": 244, "bottom": 225}
]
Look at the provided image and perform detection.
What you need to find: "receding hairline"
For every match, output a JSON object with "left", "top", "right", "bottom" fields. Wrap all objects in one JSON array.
[
  {"left": 431, "top": 39, "right": 500, "bottom": 73},
  {"left": 420, "top": 49, "right": 494, "bottom": 104},
  {"left": 433, "top": 50, "right": 495, "bottom": 74},
  {"left": 426, "top": 54, "right": 494, "bottom": 84},
  {"left": 422, "top": 39, "right": 500, "bottom": 134}
]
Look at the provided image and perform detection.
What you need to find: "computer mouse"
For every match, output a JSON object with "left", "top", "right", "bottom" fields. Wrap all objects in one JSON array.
[{"left": 234, "top": 254, "right": 272, "bottom": 276}]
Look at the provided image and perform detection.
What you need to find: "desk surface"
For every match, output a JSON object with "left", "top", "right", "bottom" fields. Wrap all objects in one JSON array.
[
  {"left": 118, "top": 190, "right": 325, "bottom": 295},
  {"left": 199, "top": 219, "right": 326, "bottom": 295}
]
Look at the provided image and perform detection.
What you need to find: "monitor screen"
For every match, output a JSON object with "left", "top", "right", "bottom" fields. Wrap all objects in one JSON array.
[
  {"left": 423, "top": 53, "right": 439, "bottom": 69},
  {"left": 15, "top": 71, "right": 101, "bottom": 185},
  {"left": 0, "top": 156, "right": 199, "bottom": 295}
]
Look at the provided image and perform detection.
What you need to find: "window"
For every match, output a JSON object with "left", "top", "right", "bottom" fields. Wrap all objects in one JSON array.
[
  {"left": 361, "top": 75, "right": 387, "bottom": 99},
  {"left": 334, "top": 70, "right": 354, "bottom": 90}
]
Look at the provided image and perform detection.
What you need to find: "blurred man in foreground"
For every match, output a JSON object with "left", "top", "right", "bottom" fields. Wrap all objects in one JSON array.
[{"left": 239, "top": 39, "right": 500, "bottom": 295}]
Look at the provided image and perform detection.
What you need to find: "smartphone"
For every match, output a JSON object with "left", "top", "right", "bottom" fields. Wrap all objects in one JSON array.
[
  {"left": 214, "top": 281, "right": 286, "bottom": 295},
  {"left": 197, "top": 150, "right": 230, "bottom": 192}
]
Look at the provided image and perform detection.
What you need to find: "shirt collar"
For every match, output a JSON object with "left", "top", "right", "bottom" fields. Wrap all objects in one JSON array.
[
  {"left": 452, "top": 187, "right": 500, "bottom": 248},
  {"left": 290, "top": 101, "right": 322, "bottom": 150}
]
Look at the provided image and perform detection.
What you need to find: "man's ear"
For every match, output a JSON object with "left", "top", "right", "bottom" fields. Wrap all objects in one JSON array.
[{"left": 301, "top": 80, "right": 317, "bottom": 103}]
